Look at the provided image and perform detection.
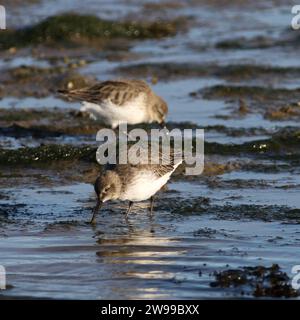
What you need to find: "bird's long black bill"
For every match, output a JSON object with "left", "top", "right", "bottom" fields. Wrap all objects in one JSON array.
[{"left": 90, "top": 199, "right": 102, "bottom": 224}]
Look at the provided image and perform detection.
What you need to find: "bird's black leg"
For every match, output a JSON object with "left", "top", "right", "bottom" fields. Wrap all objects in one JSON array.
[
  {"left": 149, "top": 196, "right": 155, "bottom": 216},
  {"left": 125, "top": 201, "right": 133, "bottom": 218},
  {"left": 90, "top": 197, "right": 102, "bottom": 224}
]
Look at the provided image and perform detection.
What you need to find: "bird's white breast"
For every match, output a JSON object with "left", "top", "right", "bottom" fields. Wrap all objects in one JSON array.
[
  {"left": 80, "top": 94, "right": 149, "bottom": 128},
  {"left": 120, "top": 171, "right": 169, "bottom": 202},
  {"left": 120, "top": 162, "right": 181, "bottom": 202}
]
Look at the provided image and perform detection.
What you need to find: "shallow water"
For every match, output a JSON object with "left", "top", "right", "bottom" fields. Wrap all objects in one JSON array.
[
  {"left": 1, "top": 181, "right": 300, "bottom": 299},
  {"left": 1, "top": 0, "right": 300, "bottom": 299}
]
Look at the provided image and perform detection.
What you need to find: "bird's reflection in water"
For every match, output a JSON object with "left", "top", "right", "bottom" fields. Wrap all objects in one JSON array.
[{"left": 92, "top": 201, "right": 187, "bottom": 299}]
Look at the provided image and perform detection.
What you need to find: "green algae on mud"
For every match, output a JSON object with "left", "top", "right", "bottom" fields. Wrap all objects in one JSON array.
[
  {"left": 116, "top": 62, "right": 210, "bottom": 80},
  {"left": 0, "top": 108, "right": 108, "bottom": 136},
  {"left": 115, "top": 62, "right": 300, "bottom": 81},
  {"left": 197, "top": 85, "right": 300, "bottom": 102},
  {"left": 3, "top": 63, "right": 300, "bottom": 100},
  {"left": 0, "top": 108, "right": 274, "bottom": 138},
  {"left": 264, "top": 102, "right": 300, "bottom": 121},
  {"left": 0, "top": 0, "right": 40, "bottom": 5},
  {"left": 156, "top": 196, "right": 300, "bottom": 223},
  {"left": 210, "top": 264, "right": 298, "bottom": 298},
  {"left": 204, "top": 129, "right": 300, "bottom": 158},
  {"left": 215, "top": 31, "right": 300, "bottom": 50},
  {"left": 0, "top": 144, "right": 97, "bottom": 165},
  {"left": 0, "top": 162, "right": 101, "bottom": 189},
  {"left": 0, "top": 14, "right": 185, "bottom": 50},
  {"left": 193, "top": 85, "right": 300, "bottom": 120},
  {"left": 0, "top": 128, "right": 300, "bottom": 164},
  {"left": 0, "top": 65, "right": 95, "bottom": 98},
  {"left": 0, "top": 108, "right": 58, "bottom": 122},
  {"left": 216, "top": 36, "right": 274, "bottom": 50}
]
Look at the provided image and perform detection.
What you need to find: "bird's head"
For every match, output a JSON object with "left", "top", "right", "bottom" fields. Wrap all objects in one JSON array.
[
  {"left": 94, "top": 171, "right": 121, "bottom": 203},
  {"left": 151, "top": 96, "right": 168, "bottom": 125}
]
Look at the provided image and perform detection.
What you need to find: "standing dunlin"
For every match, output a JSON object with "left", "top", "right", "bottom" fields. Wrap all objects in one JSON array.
[
  {"left": 90, "top": 151, "right": 182, "bottom": 224},
  {"left": 59, "top": 79, "right": 168, "bottom": 128}
]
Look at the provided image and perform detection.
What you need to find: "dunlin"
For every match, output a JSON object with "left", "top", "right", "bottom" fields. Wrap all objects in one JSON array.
[
  {"left": 59, "top": 79, "right": 168, "bottom": 128},
  {"left": 90, "top": 150, "right": 182, "bottom": 224}
]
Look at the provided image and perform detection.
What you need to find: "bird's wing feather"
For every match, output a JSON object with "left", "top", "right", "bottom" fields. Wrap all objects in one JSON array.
[
  {"left": 114, "top": 153, "right": 182, "bottom": 179},
  {"left": 59, "top": 80, "right": 150, "bottom": 106}
]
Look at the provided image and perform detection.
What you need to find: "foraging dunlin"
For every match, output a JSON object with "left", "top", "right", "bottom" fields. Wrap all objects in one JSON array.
[
  {"left": 90, "top": 151, "right": 182, "bottom": 224},
  {"left": 59, "top": 79, "right": 168, "bottom": 128}
]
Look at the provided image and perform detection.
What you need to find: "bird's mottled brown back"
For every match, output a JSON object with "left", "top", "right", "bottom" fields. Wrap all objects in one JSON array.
[
  {"left": 60, "top": 79, "right": 151, "bottom": 106},
  {"left": 106, "top": 147, "right": 181, "bottom": 186}
]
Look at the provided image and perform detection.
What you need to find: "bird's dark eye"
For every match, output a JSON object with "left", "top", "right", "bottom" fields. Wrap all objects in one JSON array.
[{"left": 103, "top": 186, "right": 110, "bottom": 193}]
